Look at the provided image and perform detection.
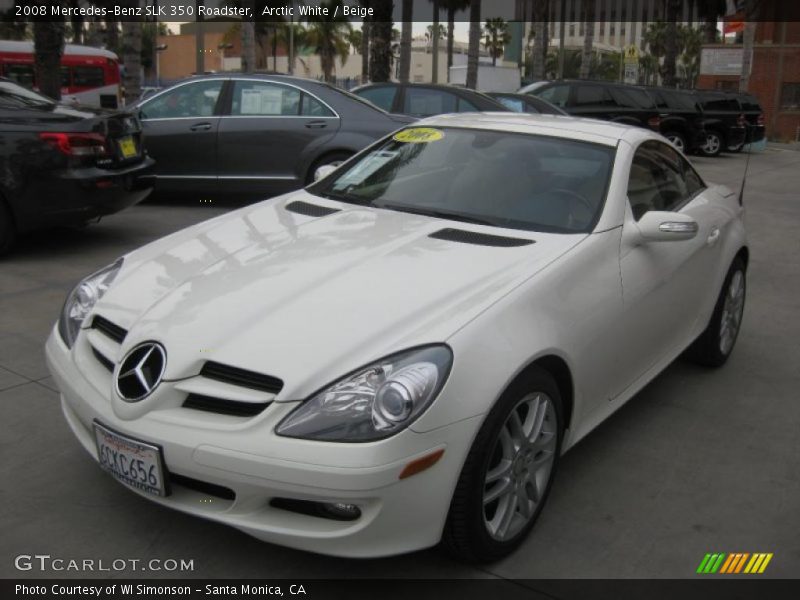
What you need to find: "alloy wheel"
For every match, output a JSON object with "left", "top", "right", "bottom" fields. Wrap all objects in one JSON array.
[
  {"left": 483, "top": 392, "right": 557, "bottom": 542},
  {"left": 719, "top": 269, "right": 745, "bottom": 355},
  {"left": 702, "top": 133, "right": 721, "bottom": 155},
  {"left": 667, "top": 135, "right": 685, "bottom": 153}
]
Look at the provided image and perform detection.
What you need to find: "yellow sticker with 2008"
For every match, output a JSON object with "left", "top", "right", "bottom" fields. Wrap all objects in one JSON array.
[{"left": 393, "top": 127, "right": 445, "bottom": 143}]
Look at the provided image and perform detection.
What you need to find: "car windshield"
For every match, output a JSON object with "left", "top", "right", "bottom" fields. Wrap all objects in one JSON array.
[
  {"left": 310, "top": 127, "right": 616, "bottom": 234},
  {"left": 0, "top": 81, "right": 56, "bottom": 110}
]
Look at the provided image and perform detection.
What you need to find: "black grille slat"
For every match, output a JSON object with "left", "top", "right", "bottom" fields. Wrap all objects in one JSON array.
[
  {"left": 183, "top": 394, "right": 270, "bottom": 417},
  {"left": 91, "top": 315, "right": 127, "bottom": 343},
  {"left": 285, "top": 200, "right": 340, "bottom": 217},
  {"left": 169, "top": 472, "right": 235, "bottom": 500},
  {"left": 429, "top": 228, "right": 535, "bottom": 247},
  {"left": 91, "top": 348, "right": 114, "bottom": 372},
  {"left": 200, "top": 361, "right": 284, "bottom": 394}
]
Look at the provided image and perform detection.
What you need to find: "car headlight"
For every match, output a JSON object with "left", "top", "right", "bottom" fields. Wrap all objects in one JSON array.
[
  {"left": 276, "top": 345, "right": 453, "bottom": 442},
  {"left": 58, "top": 258, "right": 123, "bottom": 348}
]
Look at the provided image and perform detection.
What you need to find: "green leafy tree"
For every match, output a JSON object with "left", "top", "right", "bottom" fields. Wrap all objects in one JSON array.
[
  {"left": 305, "top": 0, "right": 352, "bottom": 83},
  {"left": 483, "top": 17, "right": 510, "bottom": 66},
  {"left": 0, "top": 10, "right": 29, "bottom": 40}
]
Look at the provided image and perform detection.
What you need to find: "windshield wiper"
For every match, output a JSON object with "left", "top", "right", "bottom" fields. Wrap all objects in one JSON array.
[
  {"left": 375, "top": 202, "right": 498, "bottom": 227},
  {"left": 315, "top": 190, "right": 372, "bottom": 205}
]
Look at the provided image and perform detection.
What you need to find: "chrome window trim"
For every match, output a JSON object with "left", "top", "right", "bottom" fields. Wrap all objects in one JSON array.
[{"left": 228, "top": 77, "right": 340, "bottom": 119}]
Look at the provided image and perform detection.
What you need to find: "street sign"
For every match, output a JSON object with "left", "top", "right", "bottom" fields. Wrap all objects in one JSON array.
[
  {"left": 624, "top": 63, "right": 640, "bottom": 84},
  {"left": 624, "top": 45, "right": 639, "bottom": 65}
]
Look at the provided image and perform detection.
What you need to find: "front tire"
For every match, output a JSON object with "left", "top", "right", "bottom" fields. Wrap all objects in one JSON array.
[
  {"left": 685, "top": 256, "right": 746, "bottom": 367},
  {"left": 699, "top": 131, "right": 724, "bottom": 157},
  {"left": 443, "top": 367, "right": 563, "bottom": 563}
]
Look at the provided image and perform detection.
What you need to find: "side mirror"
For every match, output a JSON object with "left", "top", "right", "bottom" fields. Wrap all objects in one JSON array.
[
  {"left": 314, "top": 164, "right": 338, "bottom": 182},
  {"left": 635, "top": 211, "right": 699, "bottom": 242}
]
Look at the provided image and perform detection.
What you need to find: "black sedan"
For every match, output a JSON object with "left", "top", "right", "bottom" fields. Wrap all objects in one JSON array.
[
  {"left": 0, "top": 78, "right": 154, "bottom": 254},
  {"left": 135, "top": 74, "right": 414, "bottom": 197},
  {"left": 351, "top": 82, "right": 510, "bottom": 118},
  {"left": 485, "top": 92, "right": 568, "bottom": 115}
]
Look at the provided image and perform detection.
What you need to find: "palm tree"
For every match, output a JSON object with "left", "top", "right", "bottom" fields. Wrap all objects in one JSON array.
[
  {"left": 465, "top": 0, "right": 481, "bottom": 89},
  {"left": 643, "top": 21, "right": 668, "bottom": 85},
  {"left": 679, "top": 25, "right": 703, "bottom": 88},
  {"left": 398, "top": 0, "right": 413, "bottom": 83},
  {"left": 241, "top": 21, "right": 256, "bottom": 73},
  {"left": 698, "top": 0, "right": 726, "bottom": 44},
  {"left": 740, "top": 0, "right": 761, "bottom": 93},
  {"left": 579, "top": 0, "right": 594, "bottom": 79},
  {"left": 531, "top": 0, "right": 548, "bottom": 79},
  {"left": 483, "top": 18, "right": 510, "bottom": 67},
  {"left": 33, "top": 19, "right": 65, "bottom": 100},
  {"left": 369, "top": 1, "right": 393, "bottom": 82},
  {"left": 360, "top": 1, "right": 371, "bottom": 81},
  {"left": 661, "top": 0, "right": 682, "bottom": 88},
  {"left": 442, "top": 0, "right": 469, "bottom": 82},
  {"left": 121, "top": 16, "right": 142, "bottom": 103},
  {"left": 429, "top": 0, "right": 442, "bottom": 83},
  {"left": 305, "top": 0, "right": 352, "bottom": 83}
]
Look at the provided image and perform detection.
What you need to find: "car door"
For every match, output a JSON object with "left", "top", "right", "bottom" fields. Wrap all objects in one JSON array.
[
  {"left": 615, "top": 140, "right": 725, "bottom": 396},
  {"left": 138, "top": 79, "right": 226, "bottom": 191},
  {"left": 215, "top": 79, "right": 340, "bottom": 195}
]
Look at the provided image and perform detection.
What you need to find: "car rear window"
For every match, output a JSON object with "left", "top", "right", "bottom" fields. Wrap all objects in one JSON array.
[
  {"left": 355, "top": 86, "right": 397, "bottom": 112},
  {"left": 699, "top": 93, "right": 740, "bottom": 111},
  {"left": 311, "top": 127, "right": 616, "bottom": 234}
]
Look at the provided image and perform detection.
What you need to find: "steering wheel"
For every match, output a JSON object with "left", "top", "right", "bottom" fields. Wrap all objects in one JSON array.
[{"left": 548, "top": 188, "right": 594, "bottom": 229}]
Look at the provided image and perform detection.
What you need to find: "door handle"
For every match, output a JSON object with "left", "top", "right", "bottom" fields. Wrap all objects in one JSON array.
[
  {"left": 305, "top": 120, "right": 328, "bottom": 129},
  {"left": 190, "top": 122, "right": 212, "bottom": 132},
  {"left": 707, "top": 226, "right": 721, "bottom": 246}
]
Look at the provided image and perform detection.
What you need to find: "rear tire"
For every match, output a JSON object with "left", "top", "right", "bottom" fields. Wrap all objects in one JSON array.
[
  {"left": 685, "top": 256, "right": 746, "bottom": 367},
  {"left": 442, "top": 367, "right": 563, "bottom": 563},
  {"left": 699, "top": 131, "right": 724, "bottom": 157},
  {"left": 0, "top": 199, "right": 16, "bottom": 256},
  {"left": 665, "top": 131, "right": 687, "bottom": 154}
]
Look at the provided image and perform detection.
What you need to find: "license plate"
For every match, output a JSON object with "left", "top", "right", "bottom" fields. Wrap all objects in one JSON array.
[
  {"left": 118, "top": 136, "right": 138, "bottom": 159},
  {"left": 93, "top": 422, "right": 168, "bottom": 497}
]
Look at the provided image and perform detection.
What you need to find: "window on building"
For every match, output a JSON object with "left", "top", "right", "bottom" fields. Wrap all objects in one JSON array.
[{"left": 780, "top": 83, "right": 800, "bottom": 110}]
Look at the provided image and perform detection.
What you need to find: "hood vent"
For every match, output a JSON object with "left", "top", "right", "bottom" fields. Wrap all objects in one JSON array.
[
  {"left": 285, "top": 200, "right": 340, "bottom": 217},
  {"left": 429, "top": 228, "right": 535, "bottom": 247},
  {"left": 91, "top": 315, "right": 127, "bottom": 343},
  {"left": 183, "top": 393, "right": 269, "bottom": 418},
  {"left": 200, "top": 361, "right": 284, "bottom": 394}
]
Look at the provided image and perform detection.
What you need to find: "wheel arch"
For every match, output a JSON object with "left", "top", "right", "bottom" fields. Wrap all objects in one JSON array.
[
  {"left": 509, "top": 354, "right": 575, "bottom": 433},
  {"left": 735, "top": 245, "right": 749, "bottom": 269}
]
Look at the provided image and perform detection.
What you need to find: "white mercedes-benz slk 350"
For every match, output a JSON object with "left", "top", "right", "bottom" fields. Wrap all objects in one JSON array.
[{"left": 46, "top": 114, "right": 748, "bottom": 562}]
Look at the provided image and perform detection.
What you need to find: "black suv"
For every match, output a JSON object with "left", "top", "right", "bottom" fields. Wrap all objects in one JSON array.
[
  {"left": 520, "top": 79, "right": 661, "bottom": 133},
  {"left": 725, "top": 91, "right": 766, "bottom": 151},
  {"left": 692, "top": 90, "right": 748, "bottom": 156},
  {"left": 639, "top": 86, "right": 708, "bottom": 154}
]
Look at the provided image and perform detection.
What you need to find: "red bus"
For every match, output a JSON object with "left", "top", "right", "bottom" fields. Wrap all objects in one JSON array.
[{"left": 0, "top": 40, "right": 121, "bottom": 108}]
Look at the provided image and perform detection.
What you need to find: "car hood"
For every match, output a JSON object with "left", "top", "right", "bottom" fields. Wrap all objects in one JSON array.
[{"left": 94, "top": 191, "right": 585, "bottom": 399}]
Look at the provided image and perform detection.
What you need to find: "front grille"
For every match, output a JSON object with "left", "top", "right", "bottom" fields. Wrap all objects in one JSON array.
[
  {"left": 169, "top": 472, "right": 235, "bottom": 500},
  {"left": 285, "top": 200, "right": 340, "bottom": 217},
  {"left": 91, "top": 348, "right": 114, "bottom": 372},
  {"left": 182, "top": 393, "right": 270, "bottom": 417},
  {"left": 429, "top": 228, "right": 535, "bottom": 247},
  {"left": 91, "top": 315, "right": 127, "bottom": 343},
  {"left": 200, "top": 361, "right": 283, "bottom": 394}
]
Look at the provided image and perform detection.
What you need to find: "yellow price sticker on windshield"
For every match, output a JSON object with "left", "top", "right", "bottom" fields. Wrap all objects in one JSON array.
[{"left": 393, "top": 128, "right": 445, "bottom": 143}]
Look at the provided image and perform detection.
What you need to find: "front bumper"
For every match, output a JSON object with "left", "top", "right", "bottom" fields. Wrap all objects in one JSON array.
[{"left": 45, "top": 328, "right": 479, "bottom": 558}]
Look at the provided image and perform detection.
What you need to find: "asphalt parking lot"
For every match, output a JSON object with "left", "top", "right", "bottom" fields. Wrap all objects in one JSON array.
[{"left": 1, "top": 148, "right": 799, "bottom": 581}]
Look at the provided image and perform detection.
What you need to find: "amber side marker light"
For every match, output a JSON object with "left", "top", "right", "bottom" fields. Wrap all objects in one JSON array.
[{"left": 399, "top": 448, "right": 445, "bottom": 480}]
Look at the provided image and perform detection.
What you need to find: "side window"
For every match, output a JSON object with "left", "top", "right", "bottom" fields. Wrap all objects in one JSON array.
[
  {"left": 574, "top": 85, "right": 616, "bottom": 108},
  {"left": 403, "top": 87, "right": 457, "bottom": 116},
  {"left": 140, "top": 80, "right": 223, "bottom": 119},
  {"left": 357, "top": 86, "right": 397, "bottom": 112},
  {"left": 457, "top": 97, "right": 478, "bottom": 112},
  {"left": 72, "top": 66, "right": 105, "bottom": 87},
  {"left": 301, "top": 94, "right": 335, "bottom": 116},
  {"left": 5, "top": 64, "right": 35, "bottom": 88},
  {"left": 496, "top": 96, "right": 525, "bottom": 112},
  {"left": 535, "top": 84, "right": 569, "bottom": 107},
  {"left": 231, "top": 81, "right": 301, "bottom": 116},
  {"left": 627, "top": 141, "right": 702, "bottom": 220}
]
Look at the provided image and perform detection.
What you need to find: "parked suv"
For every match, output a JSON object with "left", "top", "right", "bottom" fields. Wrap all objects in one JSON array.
[
  {"left": 692, "top": 90, "right": 747, "bottom": 156},
  {"left": 639, "top": 86, "right": 708, "bottom": 154},
  {"left": 726, "top": 91, "right": 766, "bottom": 151},
  {"left": 519, "top": 79, "right": 661, "bottom": 132}
]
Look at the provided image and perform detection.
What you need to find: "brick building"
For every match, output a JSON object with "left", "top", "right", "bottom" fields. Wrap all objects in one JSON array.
[{"left": 698, "top": 22, "right": 800, "bottom": 143}]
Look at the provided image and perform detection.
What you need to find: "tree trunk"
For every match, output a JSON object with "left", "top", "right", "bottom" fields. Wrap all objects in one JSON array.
[
  {"left": 121, "top": 17, "right": 142, "bottom": 104},
  {"left": 662, "top": 0, "right": 680, "bottom": 88},
  {"left": 579, "top": 0, "right": 594, "bottom": 79},
  {"left": 361, "top": 16, "right": 370, "bottom": 81},
  {"left": 465, "top": 0, "right": 481, "bottom": 89},
  {"left": 369, "top": 1, "right": 394, "bottom": 82},
  {"left": 69, "top": 0, "right": 83, "bottom": 44},
  {"left": 447, "top": 8, "right": 455, "bottom": 82},
  {"left": 399, "top": 0, "right": 413, "bottom": 83},
  {"left": 33, "top": 18, "right": 66, "bottom": 101},
  {"left": 703, "top": 17, "right": 717, "bottom": 44},
  {"left": 105, "top": 17, "right": 119, "bottom": 54},
  {"left": 532, "top": 23, "right": 545, "bottom": 79},
  {"left": 241, "top": 21, "right": 256, "bottom": 73},
  {"left": 431, "top": 1, "right": 440, "bottom": 83},
  {"left": 740, "top": 0, "right": 758, "bottom": 92}
]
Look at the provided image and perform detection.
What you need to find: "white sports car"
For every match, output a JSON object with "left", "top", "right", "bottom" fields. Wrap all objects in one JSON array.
[{"left": 46, "top": 114, "right": 748, "bottom": 562}]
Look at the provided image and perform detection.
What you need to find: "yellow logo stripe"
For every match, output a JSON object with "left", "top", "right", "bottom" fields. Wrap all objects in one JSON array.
[
  {"left": 758, "top": 553, "right": 773, "bottom": 573},
  {"left": 743, "top": 554, "right": 760, "bottom": 573}
]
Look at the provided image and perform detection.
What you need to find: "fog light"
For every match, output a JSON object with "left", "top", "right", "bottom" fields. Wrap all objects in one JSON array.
[{"left": 322, "top": 502, "right": 362, "bottom": 520}]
